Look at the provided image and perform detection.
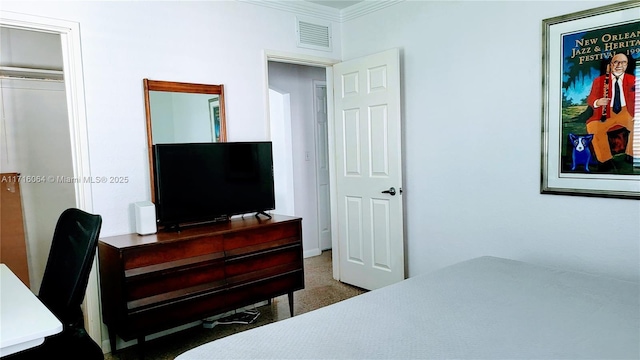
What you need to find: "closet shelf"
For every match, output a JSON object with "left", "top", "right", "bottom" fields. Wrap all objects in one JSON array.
[{"left": 0, "top": 66, "right": 63, "bottom": 80}]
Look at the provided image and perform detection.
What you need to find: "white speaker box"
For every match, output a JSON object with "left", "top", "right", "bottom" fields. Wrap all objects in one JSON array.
[{"left": 134, "top": 201, "right": 157, "bottom": 235}]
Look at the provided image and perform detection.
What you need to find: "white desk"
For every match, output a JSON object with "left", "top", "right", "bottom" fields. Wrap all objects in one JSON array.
[{"left": 0, "top": 264, "right": 62, "bottom": 357}]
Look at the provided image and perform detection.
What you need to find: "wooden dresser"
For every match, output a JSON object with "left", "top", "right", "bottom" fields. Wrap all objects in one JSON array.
[{"left": 98, "top": 214, "right": 303, "bottom": 351}]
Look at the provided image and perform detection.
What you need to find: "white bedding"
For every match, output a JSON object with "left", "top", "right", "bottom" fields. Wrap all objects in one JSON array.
[{"left": 176, "top": 256, "right": 640, "bottom": 359}]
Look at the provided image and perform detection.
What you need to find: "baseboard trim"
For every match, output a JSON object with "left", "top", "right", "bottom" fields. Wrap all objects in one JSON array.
[{"left": 303, "top": 248, "right": 322, "bottom": 258}]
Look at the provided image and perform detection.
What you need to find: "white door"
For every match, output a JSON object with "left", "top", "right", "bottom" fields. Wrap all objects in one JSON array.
[
  {"left": 314, "top": 81, "right": 332, "bottom": 250},
  {"left": 333, "top": 48, "right": 404, "bottom": 290}
]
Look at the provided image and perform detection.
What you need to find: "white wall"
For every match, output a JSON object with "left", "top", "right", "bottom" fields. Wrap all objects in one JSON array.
[
  {"left": 0, "top": 1, "right": 343, "bottom": 237},
  {"left": 341, "top": 0, "right": 640, "bottom": 282},
  {"left": 2, "top": 0, "right": 637, "bottom": 283},
  {"left": 0, "top": 27, "right": 62, "bottom": 69},
  {"left": 268, "top": 61, "right": 327, "bottom": 257}
]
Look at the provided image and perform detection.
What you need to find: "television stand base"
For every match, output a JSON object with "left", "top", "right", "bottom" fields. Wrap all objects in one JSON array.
[
  {"left": 255, "top": 211, "right": 272, "bottom": 219},
  {"left": 164, "top": 215, "right": 231, "bottom": 232}
]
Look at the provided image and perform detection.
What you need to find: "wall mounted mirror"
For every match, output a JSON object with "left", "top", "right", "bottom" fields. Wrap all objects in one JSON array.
[{"left": 143, "top": 78, "right": 227, "bottom": 202}]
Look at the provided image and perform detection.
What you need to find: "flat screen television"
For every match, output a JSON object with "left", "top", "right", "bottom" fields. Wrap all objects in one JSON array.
[{"left": 153, "top": 141, "right": 275, "bottom": 227}]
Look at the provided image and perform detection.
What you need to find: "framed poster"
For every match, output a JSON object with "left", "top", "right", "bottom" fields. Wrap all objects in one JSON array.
[
  {"left": 208, "top": 96, "right": 221, "bottom": 142},
  {"left": 541, "top": 1, "right": 639, "bottom": 199}
]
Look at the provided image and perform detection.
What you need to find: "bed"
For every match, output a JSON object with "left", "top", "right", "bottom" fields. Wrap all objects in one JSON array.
[{"left": 176, "top": 256, "right": 640, "bottom": 359}]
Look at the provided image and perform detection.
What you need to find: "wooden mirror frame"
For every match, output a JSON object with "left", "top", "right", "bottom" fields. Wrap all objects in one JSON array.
[{"left": 143, "top": 79, "right": 227, "bottom": 203}]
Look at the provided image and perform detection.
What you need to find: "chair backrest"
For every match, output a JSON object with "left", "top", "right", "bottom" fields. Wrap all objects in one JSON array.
[{"left": 38, "top": 208, "right": 102, "bottom": 326}]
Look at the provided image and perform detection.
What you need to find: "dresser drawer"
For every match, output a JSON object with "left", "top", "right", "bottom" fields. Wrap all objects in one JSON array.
[
  {"left": 225, "top": 243, "right": 301, "bottom": 278},
  {"left": 126, "top": 258, "right": 225, "bottom": 300},
  {"left": 225, "top": 270, "right": 304, "bottom": 307},
  {"left": 125, "top": 286, "right": 227, "bottom": 337},
  {"left": 223, "top": 222, "right": 300, "bottom": 251},
  {"left": 123, "top": 236, "right": 224, "bottom": 269}
]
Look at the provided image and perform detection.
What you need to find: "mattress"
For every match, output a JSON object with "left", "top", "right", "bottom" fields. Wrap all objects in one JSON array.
[{"left": 176, "top": 256, "right": 640, "bottom": 359}]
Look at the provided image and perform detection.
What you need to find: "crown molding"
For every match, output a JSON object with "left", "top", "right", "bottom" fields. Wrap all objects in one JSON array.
[
  {"left": 241, "top": 0, "right": 340, "bottom": 22},
  {"left": 341, "top": 1, "right": 403, "bottom": 22},
  {"left": 240, "top": 0, "right": 403, "bottom": 23}
]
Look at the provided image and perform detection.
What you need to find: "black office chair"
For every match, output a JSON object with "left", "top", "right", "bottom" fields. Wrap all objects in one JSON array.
[{"left": 5, "top": 208, "right": 104, "bottom": 360}]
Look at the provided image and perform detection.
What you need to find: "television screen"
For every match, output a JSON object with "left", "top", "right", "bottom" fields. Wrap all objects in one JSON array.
[{"left": 153, "top": 142, "right": 275, "bottom": 226}]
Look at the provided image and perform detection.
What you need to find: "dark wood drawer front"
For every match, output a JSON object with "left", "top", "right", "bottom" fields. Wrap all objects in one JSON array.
[
  {"left": 224, "top": 223, "right": 299, "bottom": 251},
  {"left": 126, "top": 287, "right": 227, "bottom": 336},
  {"left": 126, "top": 261, "right": 225, "bottom": 300},
  {"left": 225, "top": 270, "right": 304, "bottom": 307},
  {"left": 225, "top": 244, "right": 301, "bottom": 278},
  {"left": 123, "top": 236, "right": 223, "bottom": 269}
]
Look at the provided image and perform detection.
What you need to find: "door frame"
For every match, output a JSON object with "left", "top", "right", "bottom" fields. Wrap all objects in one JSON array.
[
  {"left": 312, "top": 80, "right": 331, "bottom": 251},
  {"left": 263, "top": 50, "right": 342, "bottom": 280},
  {"left": 0, "top": 11, "right": 98, "bottom": 345}
]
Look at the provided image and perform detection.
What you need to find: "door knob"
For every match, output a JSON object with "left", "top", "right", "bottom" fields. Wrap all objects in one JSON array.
[{"left": 381, "top": 187, "right": 396, "bottom": 196}]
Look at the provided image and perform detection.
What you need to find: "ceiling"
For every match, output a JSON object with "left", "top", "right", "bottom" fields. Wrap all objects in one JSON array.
[{"left": 304, "top": 0, "right": 364, "bottom": 10}]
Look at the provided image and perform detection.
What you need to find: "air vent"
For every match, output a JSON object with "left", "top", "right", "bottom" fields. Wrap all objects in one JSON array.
[{"left": 296, "top": 18, "right": 332, "bottom": 51}]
